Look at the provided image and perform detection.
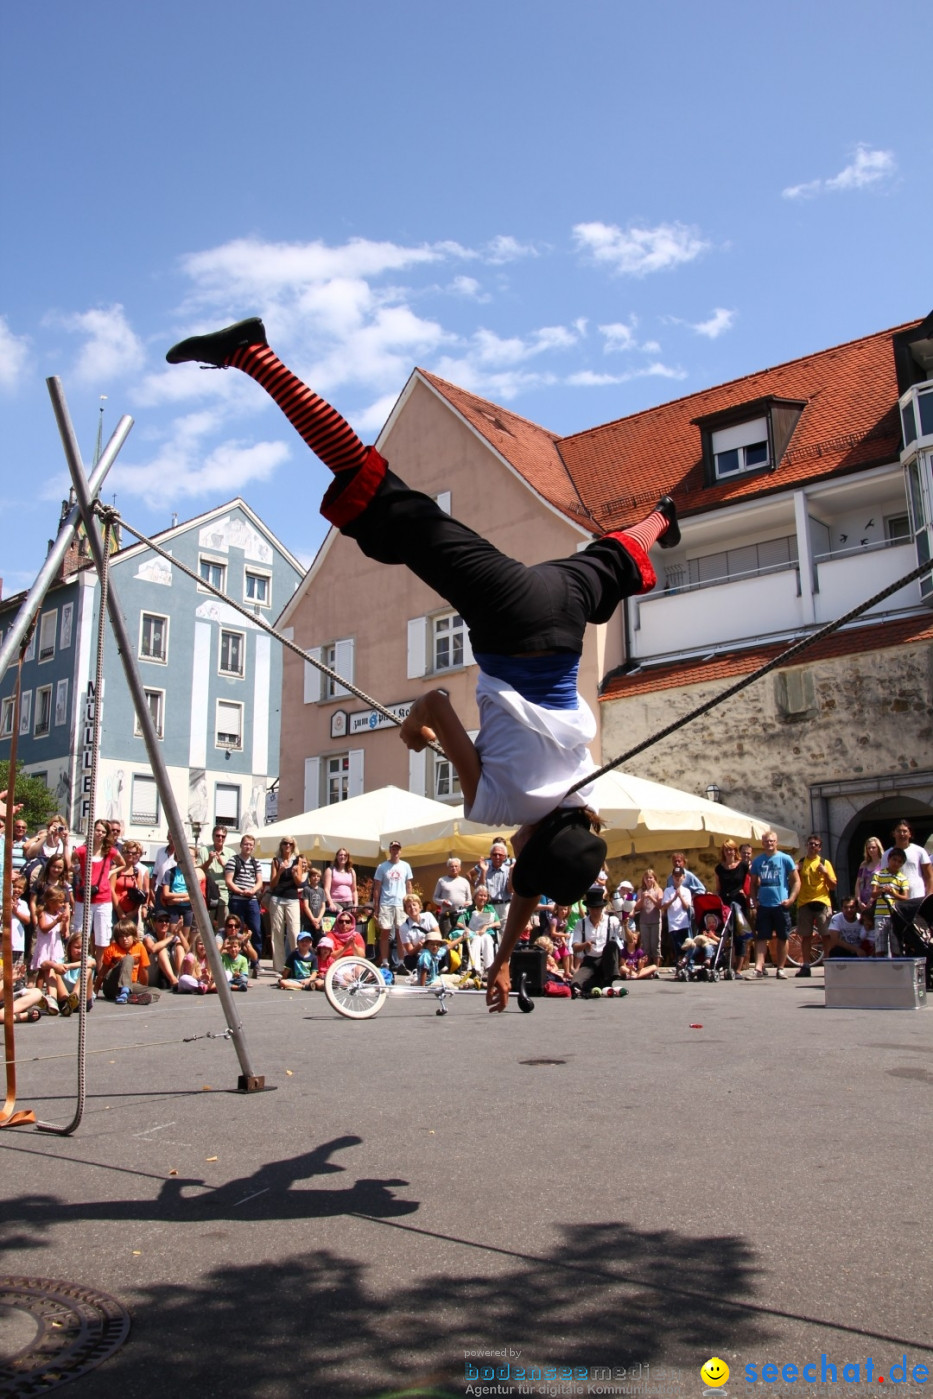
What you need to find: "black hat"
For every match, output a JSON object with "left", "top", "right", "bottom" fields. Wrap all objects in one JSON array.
[
  {"left": 583, "top": 884, "right": 607, "bottom": 907},
  {"left": 512, "top": 808, "right": 607, "bottom": 906}
]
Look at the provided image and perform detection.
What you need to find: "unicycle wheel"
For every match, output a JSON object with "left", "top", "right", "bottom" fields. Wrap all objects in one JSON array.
[{"left": 324, "top": 956, "right": 388, "bottom": 1020}]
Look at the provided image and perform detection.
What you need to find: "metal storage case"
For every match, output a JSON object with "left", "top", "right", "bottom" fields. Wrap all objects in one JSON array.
[{"left": 823, "top": 958, "right": 927, "bottom": 1010}]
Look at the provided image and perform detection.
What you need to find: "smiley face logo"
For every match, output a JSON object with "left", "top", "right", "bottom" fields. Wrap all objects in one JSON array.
[{"left": 701, "top": 1357, "right": 730, "bottom": 1387}]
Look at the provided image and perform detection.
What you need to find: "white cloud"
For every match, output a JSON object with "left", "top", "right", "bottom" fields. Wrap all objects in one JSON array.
[
  {"left": 573, "top": 221, "right": 709, "bottom": 276},
  {"left": 0, "top": 316, "right": 29, "bottom": 389},
  {"left": 485, "top": 234, "right": 539, "bottom": 264},
  {"left": 599, "top": 321, "right": 638, "bottom": 352},
  {"left": 111, "top": 410, "right": 290, "bottom": 509},
  {"left": 690, "top": 307, "right": 736, "bottom": 339},
  {"left": 52, "top": 304, "right": 146, "bottom": 385},
  {"left": 448, "top": 275, "right": 490, "bottom": 301},
  {"left": 567, "top": 363, "right": 687, "bottom": 388},
  {"left": 782, "top": 144, "right": 896, "bottom": 199}
]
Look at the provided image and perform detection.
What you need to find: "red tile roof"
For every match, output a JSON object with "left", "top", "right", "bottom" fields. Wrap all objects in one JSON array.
[
  {"left": 417, "top": 370, "right": 597, "bottom": 530},
  {"left": 600, "top": 612, "right": 933, "bottom": 701},
  {"left": 560, "top": 320, "right": 919, "bottom": 531},
  {"left": 421, "top": 317, "right": 921, "bottom": 534}
]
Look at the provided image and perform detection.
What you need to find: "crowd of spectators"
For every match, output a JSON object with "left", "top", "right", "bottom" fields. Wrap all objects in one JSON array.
[{"left": 1, "top": 808, "right": 931, "bottom": 1020}]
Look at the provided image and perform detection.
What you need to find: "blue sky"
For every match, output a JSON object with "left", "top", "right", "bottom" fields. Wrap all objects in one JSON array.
[{"left": 1, "top": 0, "right": 929, "bottom": 592}]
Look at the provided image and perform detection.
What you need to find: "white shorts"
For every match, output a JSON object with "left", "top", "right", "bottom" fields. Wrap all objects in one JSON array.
[
  {"left": 73, "top": 902, "right": 115, "bottom": 946},
  {"left": 377, "top": 905, "right": 406, "bottom": 932}
]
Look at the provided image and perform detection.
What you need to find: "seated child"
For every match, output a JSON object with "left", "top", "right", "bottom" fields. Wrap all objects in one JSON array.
[
  {"left": 620, "top": 924, "right": 659, "bottom": 979},
  {"left": 417, "top": 928, "right": 446, "bottom": 986},
  {"left": 221, "top": 932, "right": 250, "bottom": 991},
  {"left": 42, "top": 930, "right": 96, "bottom": 1014},
  {"left": 94, "top": 918, "right": 151, "bottom": 1004},
  {"left": 177, "top": 935, "right": 216, "bottom": 994},
  {"left": 279, "top": 931, "right": 319, "bottom": 990},
  {"left": 534, "top": 934, "right": 570, "bottom": 984}
]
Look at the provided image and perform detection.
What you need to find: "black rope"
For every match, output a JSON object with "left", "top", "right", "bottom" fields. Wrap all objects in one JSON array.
[{"left": 566, "top": 556, "right": 932, "bottom": 794}]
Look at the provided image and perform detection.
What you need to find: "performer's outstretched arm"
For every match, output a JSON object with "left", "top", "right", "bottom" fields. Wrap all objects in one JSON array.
[{"left": 399, "top": 690, "right": 481, "bottom": 808}]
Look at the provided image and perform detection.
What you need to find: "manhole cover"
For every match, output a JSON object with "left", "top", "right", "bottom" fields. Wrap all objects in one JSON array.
[{"left": 0, "top": 1277, "right": 130, "bottom": 1394}]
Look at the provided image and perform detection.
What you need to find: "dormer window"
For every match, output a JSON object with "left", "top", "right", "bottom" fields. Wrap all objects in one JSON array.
[
  {"left": 695, "top": 396, "right": 806, "bottom": 488},
  {"left": 711, "top": 417, "right": 770, "bottom": 479}
]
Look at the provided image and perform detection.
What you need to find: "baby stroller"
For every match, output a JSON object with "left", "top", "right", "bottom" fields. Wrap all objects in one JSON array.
[
  {"left": 675, "top": 894, "right": 736, "bottom": 982},
  {"left": 896, "top": 893, "right": 933, "bottom": 990}
]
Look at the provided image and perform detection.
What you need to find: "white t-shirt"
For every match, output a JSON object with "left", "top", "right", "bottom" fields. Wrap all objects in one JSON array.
[
  {"left": 374, "top": 858, "right": 414, "bottom": 909},
  {"left": 662, "top": 885, "right": 693, "bottom": 932},
  {"left": 883, "top": 844, "right": 931, "bottom": 900},
  {"left": 467, "top": 672, "right": 596, "bottom": 827},
  {"left": 828, "top": 912, "right": 863, "bottom": 947}
]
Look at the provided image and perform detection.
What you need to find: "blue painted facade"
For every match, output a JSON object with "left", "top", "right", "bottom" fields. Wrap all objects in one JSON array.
[{"left": 0, "top": 500, "right": 302, "bottom": 852}]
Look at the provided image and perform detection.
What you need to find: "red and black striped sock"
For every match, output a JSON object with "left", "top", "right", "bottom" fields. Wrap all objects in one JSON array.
[
  {"left": 615, "top": 506, "right": 669, "bottom": 554},
  {"left": 226, "top": 343, "right": 368, "bottom": 477}
]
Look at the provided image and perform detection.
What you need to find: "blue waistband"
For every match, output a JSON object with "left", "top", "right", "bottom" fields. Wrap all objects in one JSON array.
[{"left": 475, "top": 651, "right": 580, "bottom": 710}]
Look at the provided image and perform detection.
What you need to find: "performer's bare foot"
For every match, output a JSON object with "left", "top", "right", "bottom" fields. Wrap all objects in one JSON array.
[{"left": 166, "top": 317, "right": 267, "bottom": 367}]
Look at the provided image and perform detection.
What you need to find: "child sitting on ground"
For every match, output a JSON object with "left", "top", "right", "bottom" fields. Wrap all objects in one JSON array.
[
  {"left": 279, "top": 931, "right": 318, "bottom": 990},
  {"left": 177, "top": 935, "right": 216, "bottom": 994},
  {"left": 220, "top": 932, "right": 250, "bottom": 991},
  {"left": 619, "top": 924, "right": 659, "bottom": 979},
  {"left": 417, "top": 928, "right": 446, "bottom": 986},
  {"left": 534, "top": 934, "right": 571, "bottom": 984},
  {"left": 94, "top": 918, "right": 151, "bottom": 1004},
  {"left": 41, "top": 930, "right": 96, "bottom": 1015}
]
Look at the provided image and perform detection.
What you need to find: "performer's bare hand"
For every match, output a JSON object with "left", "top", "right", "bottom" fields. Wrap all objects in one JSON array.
[
  {"left": 400, "top": 696, "right": 436, "bottom": 753},
  {"left": 486, "top": 960, "right": 511, "bottom": 1013}
]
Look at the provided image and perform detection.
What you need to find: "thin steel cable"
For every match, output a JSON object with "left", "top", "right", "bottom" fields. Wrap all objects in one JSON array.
[
  {"left": 110, "top": 508, "right": 446, "bottom": 757},
  {"left": 566, "top": 555, "right": 933, "bottom": 795},
  {"left": 39, "top": 517, "right": 113, "bottom": 1135}
]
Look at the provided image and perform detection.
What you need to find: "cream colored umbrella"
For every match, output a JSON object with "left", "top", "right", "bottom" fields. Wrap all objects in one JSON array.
[
  {"left": 389, "top": 769, "right": 797, "bottom": 865},
  {"left": 252, "top": 786, "right": 463, "bottom": 861}
]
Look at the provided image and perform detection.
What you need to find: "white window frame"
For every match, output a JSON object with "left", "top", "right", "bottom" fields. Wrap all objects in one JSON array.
[
  {"left": 711, "top": 416, "right": 771, "bottom": 480},
  {"left": 408, "top": 613, "right": 474, "bottom": 678},
  {"left": 322, "top": 748, "right": 364, "bottom": 806},
  {"left": 219, "top": 628, "right": 246, "bottom": 678},
  {"left": 134, "top": 688, "right": 165, "bottom": 739},
  {"left": 19, "top": 690, "right": 32, "bottom": 735},
  {"left": 199, "top": 555, "right": 227, "bottom": 594},
  {"left": 215, "top": 699, "right": 244, "bottom": 751},
  {"left": 243, "top": 567, "right": 271, "bottom": 608},
  {"left": 305, "top": 638, "right": 354, "bottom": 702},
  {"left": 130, "top": 773, "right": 160, "bottom": 826},
  {"left": 431, "top": 611, "right": 470, "bottom": 674},
  {"left": 38, "top": 610, "right": 57, "bottom": 663},
  {"left": 54, "top": 678, "right": 69, "bottom": 726},
  {"left": 432, "top": 753, "right": 462, "bottom": 802},
  {"left": 34, "top": 684, "right": 53, "bottom": 737},
  {"left": 214, "top": 782, "right": 241, "bottom": 831},
  {"left": 1, "top": 696, "right": 14, "bottom": 738},
  {"left": 139, "top": 611, "right": 169, "bottom": 664}
]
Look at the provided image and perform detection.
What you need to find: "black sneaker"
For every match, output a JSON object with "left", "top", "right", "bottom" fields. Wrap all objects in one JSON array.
[
  {"left": 166, "top": 317, "right": 267, "bottom": 367},
  {"left": 795, "top": 965, "right": 811, "bottom": 977},
  {"left": 655, "top": 495, "right": 681, "bottom": 549}
]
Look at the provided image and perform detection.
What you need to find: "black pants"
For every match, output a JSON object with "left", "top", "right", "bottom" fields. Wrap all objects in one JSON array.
[
  {"left": 572, "top": 943, "right": 621, "bottom": 993},
  {"left": 342, "top": 470, "right": 646, "bottom": 656}
]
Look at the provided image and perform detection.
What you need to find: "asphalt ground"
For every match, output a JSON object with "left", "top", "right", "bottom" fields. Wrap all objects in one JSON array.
[{"left": 0, "top": 968, "right": 931, "bottom": 1399}]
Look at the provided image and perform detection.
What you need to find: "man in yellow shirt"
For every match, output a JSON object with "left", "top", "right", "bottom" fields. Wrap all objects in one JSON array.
[{"left": 795, "top": 834, "right": 837, "bottom": 977}]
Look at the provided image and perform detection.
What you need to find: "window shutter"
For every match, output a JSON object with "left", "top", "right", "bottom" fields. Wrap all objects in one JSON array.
[
  {"left": 461, "top": 628, "right": 474, "bottom": 667},
  {"left": 407, "top": 617, "right": 426, "bottom": 679},
  {"left": 436, "top": 491, "right": 451, "bottom": 515},
  {"left": 304, "top": 646, "right": 322, "bottom": 704},
  {"left": 348, "top": 748, "right": 364, "bottom": 798},
  {"left": 333, "top": 638, "right": 354, "bottom": 699},
  {"left": 303, "top": 756, "right": 321, "bottom": 812},
  {"left": 408, "top": 748, "right": 426, "bottom": 797}
]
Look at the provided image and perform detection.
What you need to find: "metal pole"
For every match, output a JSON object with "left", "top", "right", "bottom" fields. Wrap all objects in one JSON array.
[
  {"left": 0, "top": 424, "right": 129, "bottom": 686},
  {"left": 46, "top": 377, "right": 263, "bottom": 1092}
]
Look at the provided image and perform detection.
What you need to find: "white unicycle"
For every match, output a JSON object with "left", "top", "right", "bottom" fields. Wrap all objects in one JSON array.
[{"left": 324, "top": 956, "right": 388, "bottom": 1020}]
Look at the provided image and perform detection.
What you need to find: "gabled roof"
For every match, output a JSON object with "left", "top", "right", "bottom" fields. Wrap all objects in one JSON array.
[
  {"left": 113, "top": 497, "right": 304, "bottom": 575},
  {"left": 417, "top": 370, "right": 596, "bottom": 531},
  {"left": 559, "top": 319, "right": 919, "bottom": 531},
  {"left": 600, "top": 612, "right": 933, "bottom": 701}
]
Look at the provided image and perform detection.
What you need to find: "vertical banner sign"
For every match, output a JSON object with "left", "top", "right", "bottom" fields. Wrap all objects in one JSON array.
[{"left": 80, "top": 680, "right": 103, "bottom": 820}]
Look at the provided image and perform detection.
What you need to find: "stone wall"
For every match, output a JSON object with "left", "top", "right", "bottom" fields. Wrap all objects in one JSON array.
[{"left": 599, "top": 637, "right": 933, "bottom": 893}]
